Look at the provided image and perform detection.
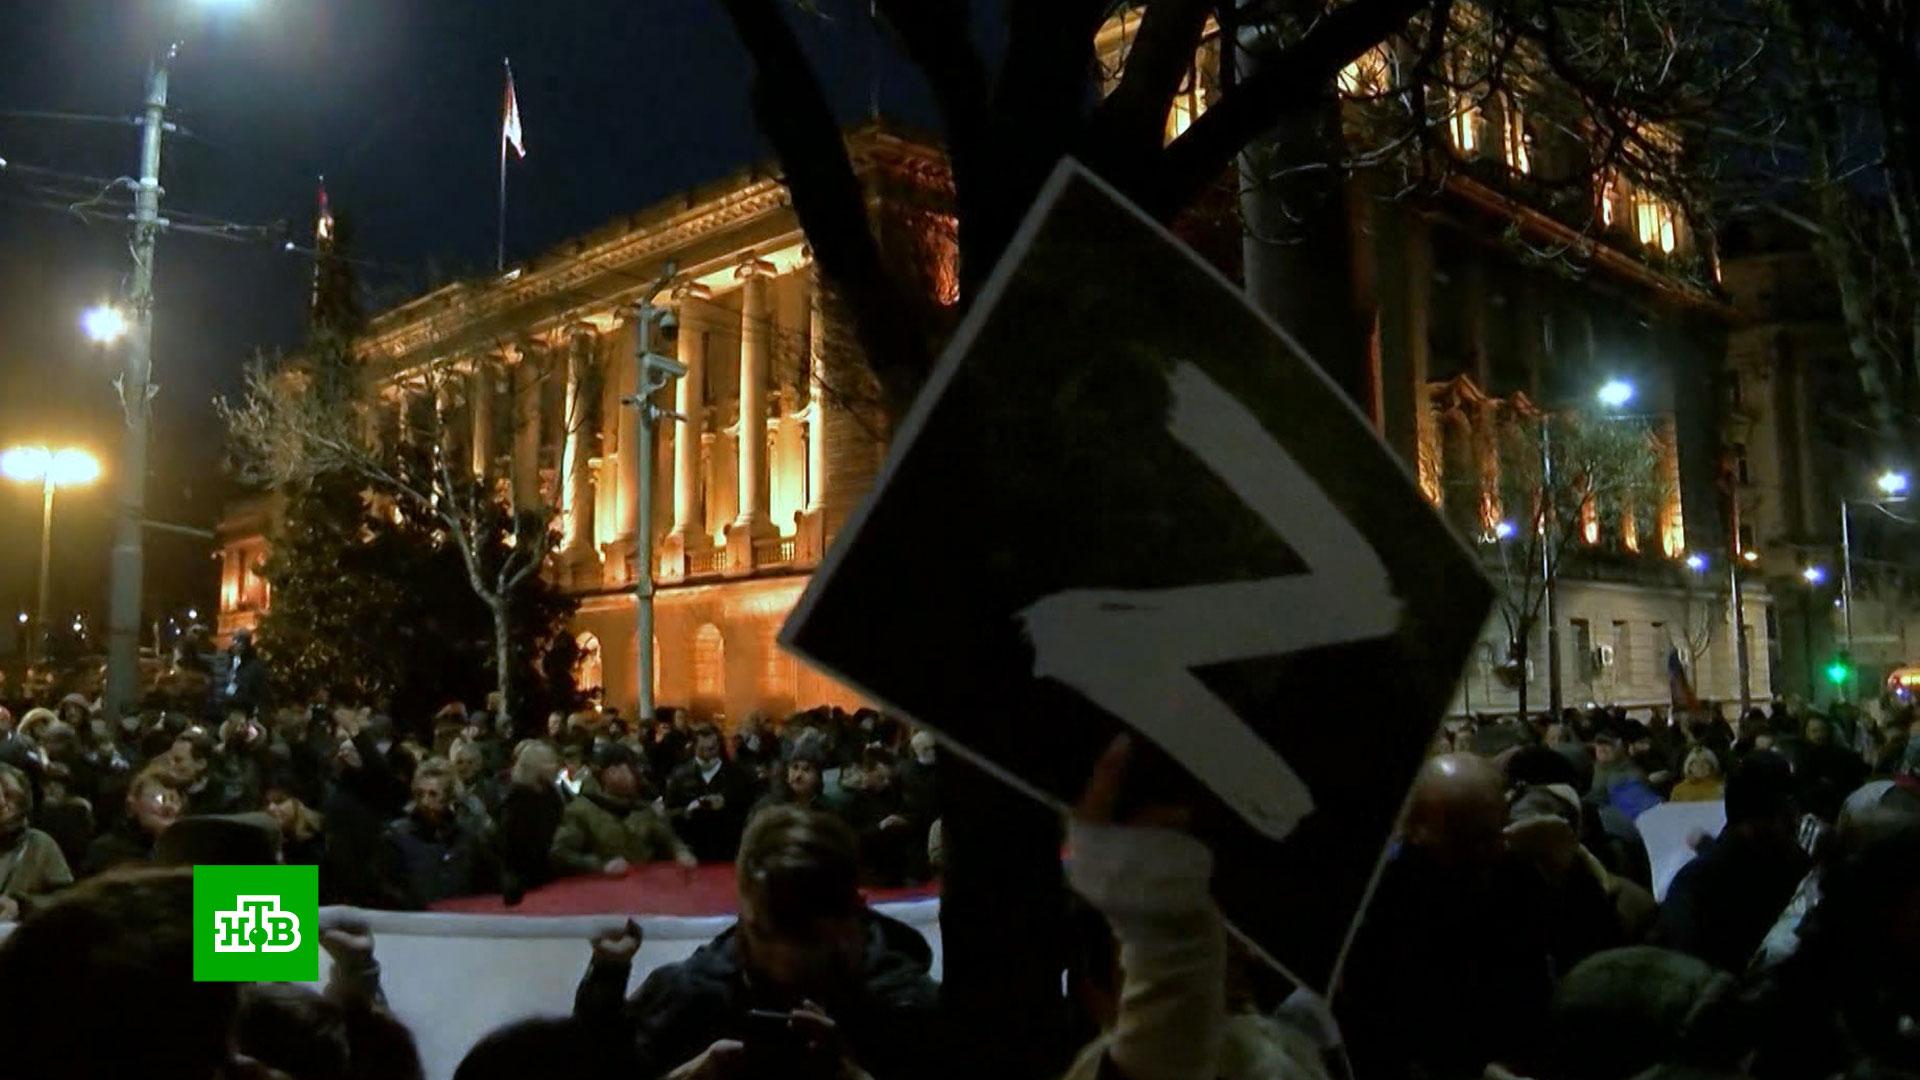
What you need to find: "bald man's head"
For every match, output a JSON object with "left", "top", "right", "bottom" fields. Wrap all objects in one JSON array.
[{"left": 1403, "top": 753, "right": 1508, "bottom": 870}]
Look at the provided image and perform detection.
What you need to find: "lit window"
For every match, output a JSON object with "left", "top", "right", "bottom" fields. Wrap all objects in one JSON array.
[
  {"left": 1600, "top": 177, "right": 1618, "bottom": 227},
  {"left": 1339, "top": 48, "right": 1389, "bottom": 96},
  {"left": 693, "top": 623, "right": 725, "bottom": 701},
  {"left": 1165, "top": 62, "right": 1209, "bottom": 142},
  {"left": 1501, "top": 95, "right": 1531, "bottom": 175},
  {"left": 1580, "top": 496, "right": 1600, "bottom": 545},
  {"left": 1449, "top": 88, "right": 1481, "bottom": 155},
  {"left": 1631, "top": 191, "right": 1678, "bottom": 253},
  {"left": 574, "top": 632, "right": 603, "bottom": 695}
]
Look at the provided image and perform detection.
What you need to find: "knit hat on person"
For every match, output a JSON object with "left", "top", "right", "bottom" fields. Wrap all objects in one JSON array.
[
  {"left": 589, "top": 742, "right": 640, "bottom": 772},
  {"left": 1507, "top": 745, "right": 1582, "bottom": 789},
  {"left": 1725, "top": 750, "right": 1797, "bottom": 826},
  {"left": 156, "top": 813, "right": 284, "bottom": 867},
  {"left": 1545, "top": 947, "right": 1746, "bottom": 1080}
]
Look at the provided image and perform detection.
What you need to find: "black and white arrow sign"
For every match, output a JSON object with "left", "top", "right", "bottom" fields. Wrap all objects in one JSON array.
[{"left": 782, "top": 161, "right": 1493, "bottom": 991}]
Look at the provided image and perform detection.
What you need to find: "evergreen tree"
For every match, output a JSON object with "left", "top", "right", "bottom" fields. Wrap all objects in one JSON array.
[{"left": 244, "top": 210, "right": 582, "bottom": 726}]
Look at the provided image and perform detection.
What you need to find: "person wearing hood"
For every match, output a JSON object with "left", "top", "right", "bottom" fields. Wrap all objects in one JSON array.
[
  {"left": 0, "top": 762, "right": 72, "bottom": 921},
  {"left": 551, "top": 743, "right": 695, "bottom": 879}
]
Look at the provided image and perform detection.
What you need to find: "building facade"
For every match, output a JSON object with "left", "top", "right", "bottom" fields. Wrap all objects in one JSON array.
[
  {"left": 1722, "top": 226, "right": 1920, "bottom": 702},
  {"left": 1098, "top": 6, "right": 1767, "bottom": 717},
  {"left": 217, "top": 130, "right": 952, "bottom": 722}
]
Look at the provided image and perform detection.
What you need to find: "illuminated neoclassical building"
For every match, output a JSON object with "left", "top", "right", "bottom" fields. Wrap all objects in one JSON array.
[
  {"left": 217, "top": 128, "right": 952, "bottom": 721},
  {"left": 1095, "top": 6, "right": 1771, "bottom": 713}
]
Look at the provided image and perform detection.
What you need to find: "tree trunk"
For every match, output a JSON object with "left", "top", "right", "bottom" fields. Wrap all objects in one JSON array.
[
  {"left": 1235, "top": 4, "right": 1374, "bottom": 410},
  {"left": 490, "top": 596, "right": 514, "bottom": 733},
  {"left": 1514, "top": 634, "right": 1531, "bottom": 720}
]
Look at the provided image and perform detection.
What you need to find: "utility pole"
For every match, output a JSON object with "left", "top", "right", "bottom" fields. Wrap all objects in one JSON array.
[
  {"left": 1840, "top": 498, "right": 1857, "bottom": 700},
  {"left": 106, "top": 45, "right": 176, "bottom": 718},
  {"left": 629, "top": 266, "right": 684, "bottom": 722},
  {"left": 1541, "top": 415, "right": 1563, "bottom": 717},
  {"left": 33, "top": 474, "right": 55, "bottom": 666},
  {"left": 1728, "top": 466, "right": 1753, "bottom": 715}
]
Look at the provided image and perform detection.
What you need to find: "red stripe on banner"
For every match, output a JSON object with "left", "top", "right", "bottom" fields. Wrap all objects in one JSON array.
[{"left": 430, "top": 861, "right": 938, "bottom": 917}]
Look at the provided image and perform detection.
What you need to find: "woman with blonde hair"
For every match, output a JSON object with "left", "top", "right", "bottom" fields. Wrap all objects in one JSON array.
[
  {"left": 262, "top": 778, "right": 327, "bottom": 866},
  {"left": 1668, "top": 746, "right": 1725, "bottom": 802},
  {"left": 81, "top": 766, "right": 183, "bottom": 875}
]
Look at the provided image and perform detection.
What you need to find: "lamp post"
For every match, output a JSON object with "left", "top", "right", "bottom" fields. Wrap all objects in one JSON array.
[
  {"left": 96, "top": 0, "right": 256, "bottom": 717},
  {"left": 627, "top": 267, "right": 685, "bottom": 722},
  {"left": 1, "top": 447, "right": 102, "bottom": 663},
  {"left": 1838, "top": 469, "right": 1910, "bottom": 701},
  {"left": 1535, "top": 378, "right": 1640, "bottom": 716}
]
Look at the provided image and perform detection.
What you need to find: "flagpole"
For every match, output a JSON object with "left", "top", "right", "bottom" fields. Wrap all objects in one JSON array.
[{"left": 497, "top": 58, "right": 509, "bottom": 273}]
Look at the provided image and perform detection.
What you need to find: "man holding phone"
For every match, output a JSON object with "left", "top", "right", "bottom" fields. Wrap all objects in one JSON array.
[{"left": 575, "top": 805, "right": 944, "bottom": 1079}]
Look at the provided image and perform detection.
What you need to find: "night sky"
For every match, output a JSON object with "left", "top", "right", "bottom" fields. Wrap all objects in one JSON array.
[{"left": 0, "top": 0, "right": 947, "bottom": 635}]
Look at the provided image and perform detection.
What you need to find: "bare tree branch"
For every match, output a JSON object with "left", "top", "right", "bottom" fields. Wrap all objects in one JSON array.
[
  {"left": 1153, "top": 0, "right": 1429, "bottom": 217},
  {"left": 1089, "top": 0, "right": 1214, "bottom": 164},
  {"left": 713, "top": 0, "right": 930, "bottom": 412}
]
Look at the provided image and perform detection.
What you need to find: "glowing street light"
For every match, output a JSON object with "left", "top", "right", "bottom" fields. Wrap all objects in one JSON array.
[
  {"left": 1877, "top": 470, "right": 1911, "bottom": 499},
  {"left": 1685, "top": 553, "right": 1708, "bottom": 573},
  {"left": 1742, "top": 549, "right": 1761, "bottom": 564},
  {"left": 1596, "top": 379, "right": 1637, "bottom": 410},
  {"left": 81, "top": 304, "right": 129, "bottom": 345},
  {"left": 1802, "top": 565, "right": 1827, "bottom": 586},
  {"left": 1494, "top": 520, "right": 1517, "bottom": 540},
  {"left": 3, "top": 445, "right": 101, "bottom": 663}
]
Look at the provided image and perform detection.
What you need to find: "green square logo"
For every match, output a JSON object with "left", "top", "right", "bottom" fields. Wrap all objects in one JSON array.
[{"left": 192, "top": 865, "right": 319, "bottom": 983}]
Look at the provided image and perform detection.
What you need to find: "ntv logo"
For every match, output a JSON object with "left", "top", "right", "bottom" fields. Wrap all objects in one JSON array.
[
  {"left": 212, "top": 895, "right": 303, "bottom": 954},
  {"left": 193, "top": 866, "right": 319, "bottom": 981}
]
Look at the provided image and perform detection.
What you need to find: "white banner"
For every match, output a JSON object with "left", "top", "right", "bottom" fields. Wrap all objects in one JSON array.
[{"left": 2, "top": 899, "right": 943, "bottom": 1080}]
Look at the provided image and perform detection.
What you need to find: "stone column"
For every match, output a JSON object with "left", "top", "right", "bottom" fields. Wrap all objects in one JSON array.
[
  {"left": 673, "top": 294, "right": 709, "bottom": 541},
  {"left": 796, "top": 271, "right": 832, "bottom": 563},
  {"left": 805, "top": 277, "right": 829, "bottom": 515},
  {"left": 509, "top": 341, "right": 543, "bottom": 513},
  {"left": 469, "top": 359, "right": 494, "bottom": 479},
  {"left": 561, "top": 329, "right": 597, "bottom": 555},
  {"left": 727, "top": 262, "right": 777, "bottom": 570}
]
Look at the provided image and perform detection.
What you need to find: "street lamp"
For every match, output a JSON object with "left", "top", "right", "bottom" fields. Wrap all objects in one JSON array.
[
  {"left": 1685, "top": 552, "right": 1709, "bottom": 573},
  {"left": 1802, "top": 565, "right": 1827, "bottom": 586},
  {"left": 1596, "top": 379, "right": 1637, "bottom": 410},
  {"left": 1839, "top": 468, "right": 1912, "bottom": 700},
  {"left": 1, "top": 446, "right": 101, "bottom": 663},
  {"left": 82, "top": 304, "right": 129, "bottom": 344}
]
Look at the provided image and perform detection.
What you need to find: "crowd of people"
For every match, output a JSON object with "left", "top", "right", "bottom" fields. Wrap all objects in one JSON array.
[
  {"left": 0, "top": 631, "right": 943, "bottom": 918},
  {"left": 2, "top": 628, "right": 1919, "bottom": 1080}
]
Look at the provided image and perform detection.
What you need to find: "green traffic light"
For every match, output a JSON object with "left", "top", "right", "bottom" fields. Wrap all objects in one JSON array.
[{"left": 1825, "top": 659, "right": 1853, "bottom": 686}]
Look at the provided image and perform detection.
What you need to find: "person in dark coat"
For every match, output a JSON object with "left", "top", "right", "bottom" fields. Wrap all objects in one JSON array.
[
  {"left": 574, "top": 805, "right": 945, "bottom": 1080},
  {"left": 496, "top": 741, "right": 567, "bottom": 903},
  {"left": 1338, "top": 754, "right": 1621, "bottom": 1080},
  {"left": 665, "top": 725, "right": 754, "bottom": 863},
  {"left": 319, "top": 712, "right": 410, "bottom": 906},
  {"left": 1655, "top": 750, "right": 1809, "bottom": 973},
  {"left": 263, "top": 778, "right": 328, "bottom": 868},
  {"left": 376, "top": 758, "right": 496, "bottom": 909},
  {"left": 81, "top": 768, "right": 183, "bottom": 876},
  {"left": 217, "top": 628, "right": 270, "bottom": 720}
]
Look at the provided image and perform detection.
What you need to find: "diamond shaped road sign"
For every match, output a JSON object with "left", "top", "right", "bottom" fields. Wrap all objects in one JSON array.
[{"left": 781, "top": 160, "right": 1494, "bottom": 992}]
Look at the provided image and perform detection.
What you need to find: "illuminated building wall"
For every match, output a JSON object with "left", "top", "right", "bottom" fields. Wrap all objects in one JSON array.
[{"left": 216, "top": 130, "right": 949, "bottom": 723}]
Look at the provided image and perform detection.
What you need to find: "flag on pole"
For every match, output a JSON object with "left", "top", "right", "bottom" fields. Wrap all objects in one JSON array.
[
  {"left": 502, "top": 62, "right": 527, "bottom": 160},
  {"left": 315, "top": 176, "right": 335, "bottom": 247},
  {"left": 1668, "top": 646, "right": 1700, "bottom": 714}
]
